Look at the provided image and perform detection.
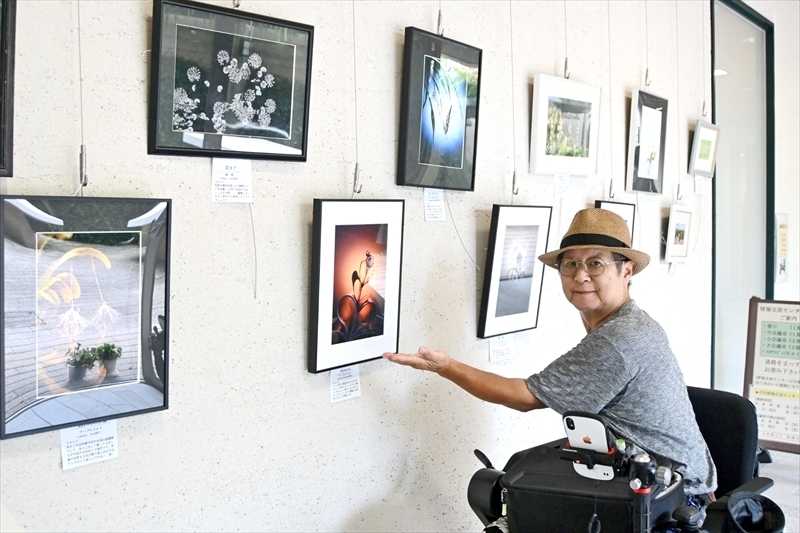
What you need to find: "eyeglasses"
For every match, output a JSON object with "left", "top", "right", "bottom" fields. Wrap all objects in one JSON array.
[{"left": 557, "top": 257, "right": 623, "bottom": 277}]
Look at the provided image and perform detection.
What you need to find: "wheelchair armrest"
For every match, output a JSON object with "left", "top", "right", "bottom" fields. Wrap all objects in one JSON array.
[{"left": 725, "top": 476, "right": 774, "bottom": 496}]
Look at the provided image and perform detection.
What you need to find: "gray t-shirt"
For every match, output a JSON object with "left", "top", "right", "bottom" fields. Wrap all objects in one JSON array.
[{"left": 527, "top": 300, "right": 717, "bottom": 495}]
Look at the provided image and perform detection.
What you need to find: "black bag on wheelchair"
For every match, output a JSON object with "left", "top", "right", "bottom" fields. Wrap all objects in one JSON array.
[{"left": 469, "top": 438, "right": 686, "bottom": 533}]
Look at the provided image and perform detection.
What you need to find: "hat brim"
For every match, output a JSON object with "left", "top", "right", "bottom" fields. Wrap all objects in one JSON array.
[{"left": 538, "top": 244, "right": 650, "bottom": 276}]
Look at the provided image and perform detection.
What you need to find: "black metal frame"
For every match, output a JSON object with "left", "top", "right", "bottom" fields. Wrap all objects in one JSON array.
[
  {"left": 308, "top": 199, "right": 405, "bottom": 373},
  {"left": 397, "top": 27, "right": 482, "bottom": 192},
  {"left": 710, "top": 0, "right": 775, "bottom": 387},
  {"left": 0, "top": 0, "right": 16, "bottom": 177},
  {"left": 0, "top": 195, "right": 172, "bottom": 439},
  {"left": 477, "top": 204, "right": 552, "bottom": 339},
  {"left": 148, "top": 0, "right": 314, "bottom": 162},
  {"left": 625, "top": 89, "right": 669, "bottom": 195}
]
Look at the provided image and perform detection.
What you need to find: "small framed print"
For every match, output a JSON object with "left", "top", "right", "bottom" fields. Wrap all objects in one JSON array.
[
  {"left": 478, "top": 205, "right": 552, "bottom": 339},
  {"left": 594, "top": 200, "right": 636, "bottom": 240},
  {"left": 665, "top": 204, "right": 694, "bottom": 262},
  {"left": 1, "top": 195, "right": 171, "bottom": 439},
  {"left": 688, "top": 120, "right": 721, "bottom": 178},
  {"left": 626, "top": 89, "right": 668, "bottom": 194},
  {"left": 148, "top": 0, "right": 314, "bottom": 161},
  {"left": 529, "top": 74, "right": 601, "bottom": 176},
  {"left": 397, "top": 27, "right": 482, "bottom": 191},
  {"left": 308, "top": 199, "right": 405, "bottom": 373}
]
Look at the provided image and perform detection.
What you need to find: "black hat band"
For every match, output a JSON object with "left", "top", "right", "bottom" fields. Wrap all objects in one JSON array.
[{"left": 560, "top": 233, "right": 629, "bottom": 249}]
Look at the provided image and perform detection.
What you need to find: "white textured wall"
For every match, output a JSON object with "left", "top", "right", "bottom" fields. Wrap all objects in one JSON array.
[{"left": 0, "top": 1, "right": 796, "bottom": 532}]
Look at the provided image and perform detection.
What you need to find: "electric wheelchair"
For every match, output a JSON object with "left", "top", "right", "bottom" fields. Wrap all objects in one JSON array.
[{"left": 467, "top": 387, "right": 786, "bottom": 533}]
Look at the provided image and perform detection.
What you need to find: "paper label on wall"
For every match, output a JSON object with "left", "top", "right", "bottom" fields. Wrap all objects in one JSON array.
[
  {"left": 211, "top": 158, "right": 252, "bottom": 203},
  {"left": 553, "top": 174, "right": 570, "bottom": 198},
  {"left": 694, "top": 175, "right": 706, "bottom": 195},
  {"left": 330, "top": 365, "right": 361, "bottom": 403},
  {"left": 776, "top": 213, "right": 788, "bottom": 283},
  {"left": 489, "top": 335, "right": 516, "bottom": 362},
  {"left": 423, "top": 188, "right": 446, "bottom": 221},
  {"left": 61, "top": 420, "right": 119, "bottom": 470}
]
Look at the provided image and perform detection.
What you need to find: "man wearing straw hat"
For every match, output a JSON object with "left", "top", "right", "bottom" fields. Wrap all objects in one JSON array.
[{"left": 384, "top": 208, "right": 717, "bottom": 498}]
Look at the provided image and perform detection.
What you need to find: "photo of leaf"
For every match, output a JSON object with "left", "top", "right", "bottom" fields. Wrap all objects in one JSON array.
[
  {"left": 331, "top": 224, "right": 388, "bottom": 345},
  {"left": 418, "top": 55, "right": 475, "bottom": 169}
]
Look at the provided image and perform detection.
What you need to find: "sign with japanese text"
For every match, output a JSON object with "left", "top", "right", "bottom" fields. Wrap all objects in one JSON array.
[{"left": 745, "top": 297, "right": 800, "bottom": 454}]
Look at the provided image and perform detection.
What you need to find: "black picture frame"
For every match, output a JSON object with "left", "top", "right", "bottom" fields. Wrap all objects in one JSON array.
[
  {"left": 0, "top": 0, "right": 16, "bottom": 177},
  {"left": 594, "top": 200, "right": 636, "bottom": 241},
  {"left": 397, "top": 27, "right": 482, "bottom": 192},
  {"left": 478, "top": 204, "right": 552, "bottom": 339},
  {"left": 309, "top": 199, "right": 405, "bottom": 373},
  {"left": 148, "top": 0, "right": 314, "bottom": 161},
  {"left": 625, "top": 89, "right": 668, "bottom": 194},
  {"left": 1, "top": 196, "right": 171, "bottom": 439}
]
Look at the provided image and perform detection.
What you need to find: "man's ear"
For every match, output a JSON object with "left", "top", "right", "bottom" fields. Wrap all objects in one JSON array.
[{"left": 623, "top": 260, "right": 635, "bottom": 279}]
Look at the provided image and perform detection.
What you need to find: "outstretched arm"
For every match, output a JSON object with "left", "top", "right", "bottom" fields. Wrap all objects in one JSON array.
[{"left": 382, "top": 346, "right": 547, "bottom": 412}]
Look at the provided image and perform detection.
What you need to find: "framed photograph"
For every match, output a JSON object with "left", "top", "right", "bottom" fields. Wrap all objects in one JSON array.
[
  {"left": 478, "top": 205, "right": 552, "bottom": 339},
  {"left": 148, "top": 0, "right": 314, "bottom": 161},
  {"left": 397, "top": 27, "right": 482, "bottom": 191},
  {"left": 1, "top": 196, "right": 171, "bottom": 439},
  {"left": 688, "top": 120, "right": 721, "bottom": 177},
  {"left": 309, "top": 199, "right": 404, "bottom": 373},
  {"left": 626, "top": 89, "right": 668, "bottom": 194},
  {"left": 665, "top": 203, "right": 693, "bottom": 262},
  {"left": 594, "top": 200, "right": 636, "bottom": 240},
  {"left": 0, "top": 0, "right": 16, "bottom": 177},
  {"left": 529, "top": 73, "right": 601, "bottom": 176}
]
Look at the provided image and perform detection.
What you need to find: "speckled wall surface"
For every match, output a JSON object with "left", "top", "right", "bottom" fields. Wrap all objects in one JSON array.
[{"left": 0, "top": 1, "right": 797, "bottom": 532}]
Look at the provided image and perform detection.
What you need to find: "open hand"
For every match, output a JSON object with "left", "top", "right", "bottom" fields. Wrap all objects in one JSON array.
[{"left": 382, "top": 346, "right": 451, "bottom": 374}]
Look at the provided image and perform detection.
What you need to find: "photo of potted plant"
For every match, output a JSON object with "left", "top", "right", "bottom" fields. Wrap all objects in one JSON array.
[
  {"left": 65, "top": 344, "right": 97, "bottom": 382},
  {"left": 94, "top": 343, "right": 122, "bottom": 377}
]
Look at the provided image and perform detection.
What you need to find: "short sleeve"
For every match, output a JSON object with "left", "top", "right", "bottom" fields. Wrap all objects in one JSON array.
[{"left": 527, "top": 334, "right": 632, "bottom": 415}]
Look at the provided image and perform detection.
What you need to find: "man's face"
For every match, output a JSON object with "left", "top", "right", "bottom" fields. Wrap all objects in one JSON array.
[{"left": 559, "top": 248, "right": 634, "bottom": 319}]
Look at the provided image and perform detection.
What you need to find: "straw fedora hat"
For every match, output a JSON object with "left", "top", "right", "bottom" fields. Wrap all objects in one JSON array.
[{"left": 538, "top": 208, "right": 650, "bottom": 275}]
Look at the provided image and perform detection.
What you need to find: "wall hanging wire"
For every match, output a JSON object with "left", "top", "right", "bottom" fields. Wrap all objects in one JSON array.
[
  {"left": 350, "top": 0, "right": 364, "bottom": 198},
  {"left": 508, "top": 0, "right": 519, "bottom": 202},
  {"left": 606, "top": 0, "right": 616, "bottom": 199},
  {"left": 73, "top": 0, "right": 92, "bottom": 197}
]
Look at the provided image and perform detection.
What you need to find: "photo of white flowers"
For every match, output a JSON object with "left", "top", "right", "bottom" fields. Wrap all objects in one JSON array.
[{"left": 173, "top": 25, "right": 296, "bottom": 140}]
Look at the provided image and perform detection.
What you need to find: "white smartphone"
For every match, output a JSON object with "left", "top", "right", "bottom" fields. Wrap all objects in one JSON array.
[{"left": 562, "top": 411, "right": 611, "bottom": 453}]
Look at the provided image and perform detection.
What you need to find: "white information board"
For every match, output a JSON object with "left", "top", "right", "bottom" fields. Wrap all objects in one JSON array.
[{"left": 744, "top": 297, "right": 800, "bottom": 454}]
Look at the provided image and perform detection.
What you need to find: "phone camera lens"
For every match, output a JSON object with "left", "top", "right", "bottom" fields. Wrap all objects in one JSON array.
[{"left": 566, "top": 418, "right": 575, "bottom": 430}]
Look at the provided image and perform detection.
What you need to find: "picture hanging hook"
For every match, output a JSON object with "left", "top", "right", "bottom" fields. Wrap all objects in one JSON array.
[
  {"left": 232, "top": 0, "right": 241, "bottom": 8},
  {"left": 645, "top": 67, "right": 651, "bottom": 87},
  {"left": 437, "top": 9, "right": 444, "bottom": 36},
  {"left": 512, "top": 170, "right": 519, "bottom": 196},
  {"left": 80, "top": 144, "right": 88, "bottom": 188},
  {"left": 73, "top": 145, "right": 93, "bottom": 197},
  {"left": 702, "top": 101, "right": 708, "bottom": 117},
  {"left": 609, "top": 178, "right": 615, "bottom": 199},
  {"left": 564, "top": 57, "right": 570, "bottom": 79},
  {"left": 676, "top": 181, "right": 683, "bottom": 201},
  {"left": 352, "top": 162, "right": 363, "bottom": 198}
]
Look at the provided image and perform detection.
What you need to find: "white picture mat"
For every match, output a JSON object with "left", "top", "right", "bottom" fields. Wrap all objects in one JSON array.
[
  {"left": 314, "top": 201, "right": 403, "bottom": 371},
  {"left": 482, "top": 206, "right": 550, "bottom": 338},
  {"left": 637, "top": 106, "right": 663, "bottom": 179},
  {"left": 529, "top": 74, "right": 601, "bottom": 176},
  {"left": 665, "top": 204, "right": 693, "bottom": 262},
  {"left": 689, "top": 120, "right": 721, "bottom": 176}
]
